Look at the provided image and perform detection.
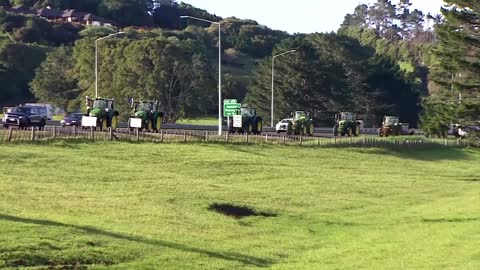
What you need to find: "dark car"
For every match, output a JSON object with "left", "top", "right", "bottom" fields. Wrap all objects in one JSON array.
[
  {"left": 2, "top": 106, "right": 46, "bottom": 129},
  {"left": 61, "top": 113, "right": 84, "bottom": 127}
]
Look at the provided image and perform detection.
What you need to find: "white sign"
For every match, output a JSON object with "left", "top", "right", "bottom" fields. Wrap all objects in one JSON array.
[
  {"left": 233, "top": 115, "right": 243, "bottom": 128},
  {"left": 82, "top": 116, "right": 97, "bottom": 127},
  {"left": 129, "top": 118, "right": 143, "bottom": 128}
]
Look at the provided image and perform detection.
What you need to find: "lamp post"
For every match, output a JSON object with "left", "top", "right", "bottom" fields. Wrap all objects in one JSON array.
[
  {"left": 95, "top": 32, "right": 124, "bottom": 98},
  {"left": 181, "top": 15, "right": 222, "bottom": 136},
  {"left": 271, "top": 50, "right": 296, "bottom": 127}
]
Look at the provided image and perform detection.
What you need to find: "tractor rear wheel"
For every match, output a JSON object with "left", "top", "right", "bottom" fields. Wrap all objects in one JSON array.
[
  {"left": 308, "top": 123, "right": 314, "bottom": 136},
  {"left": 287, "top": 124, "right": 293, "bottom": 135},
  {"left": 147, "top": 120, "right": 153, "bottom": 132},
  {"left": 102, "top": 118, "right": 108, "bottom": 131},
  {"left": 247, "top": 122, "right": 253, "bottom": 134},
  {"left": 255, "top": 119, "right": 263, "bottom": 135},
  {"left": 155, "top": 116, "right": 162, "bottom": 132},
  {"left": 348, "top": 127, "right": 353, "bottom": 137},
  {"left": 301, "top": 125, "right": 307, "bottom": 136},
  {"left": 354, "top": 125, "right": 360, "bottom": 137},
  {"left": 111, "top": 115, "right": 118, "bottom": 131}
]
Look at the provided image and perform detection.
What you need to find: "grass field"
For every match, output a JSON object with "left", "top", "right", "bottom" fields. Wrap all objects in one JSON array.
[
  {"left": 176, "top": 117, "right": 218, "bottom": 126},
  {"left": 0, "top": 142, "right": 479, "bottom": 269}
]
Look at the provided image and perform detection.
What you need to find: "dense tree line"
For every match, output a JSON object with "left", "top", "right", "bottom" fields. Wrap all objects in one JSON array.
[{"left": 422, "top": 0, "right": 480, "bottom": 137}]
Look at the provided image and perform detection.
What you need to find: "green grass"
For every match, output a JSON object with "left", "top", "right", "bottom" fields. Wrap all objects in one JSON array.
[
  {"left": 0, "top": 142, "right": 479, "bottom": 269},
  {"left": 176, "top": 117, "right": 219, "bottom": 126},
  {"left": 52, "top": 115, "right": 64, "bottom": 121}
]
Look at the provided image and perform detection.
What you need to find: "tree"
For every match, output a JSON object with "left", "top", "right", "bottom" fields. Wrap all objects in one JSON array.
[
  {"left": 30, "top": 46, "right": 79, "bottom": 111},
  {"left": 426, "top": 0, "right": 480, "bottom": 128}
]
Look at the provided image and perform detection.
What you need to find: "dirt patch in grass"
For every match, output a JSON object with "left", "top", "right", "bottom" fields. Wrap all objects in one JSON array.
[{"left": 208, "top": 203, "right": 277, "bottom": 219}]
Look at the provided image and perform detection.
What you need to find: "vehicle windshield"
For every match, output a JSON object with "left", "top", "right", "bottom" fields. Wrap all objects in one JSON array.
[
  {"left": 10, "top": 107, "right": 31, "bottom": 114},
  {"left": 136, "top": 102, "right": 152, "bottom": 111},
  {"left": 295, "top": 111, "right": 306, "bottom": 120},
  {"left": 385, "top": 117, "right": 399, "bottom": 125},
  {"left": 340, "top": 113, "right": 355, "bottom": 121},
  {"left": 69, "top": 113, "right": 83, "bottom": 119},
  {"left": 241, "top": 107, "right": 254, "bottom": 117},
  {"left": 93, "top": 100, "right": 107, "bottom": 109}
]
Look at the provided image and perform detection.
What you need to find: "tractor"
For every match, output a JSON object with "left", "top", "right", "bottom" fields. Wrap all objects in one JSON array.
[
  {"left": 127, "top": 99, "right": 163, "bottom": 132},
  {"left": 82, "top": 96, "right": 119, "bottom": 130},
  {"left": 286, "top": 111, "right": 314, "bottom": 136},
  {"left": 333, "top": 112, "right": 361, "bottom": 137},
  {"left": 228, "top": 104, "right": 263, "bottom": 134},
  {"left": 379, "top": 116, "right": 402, "bottom": 137}
]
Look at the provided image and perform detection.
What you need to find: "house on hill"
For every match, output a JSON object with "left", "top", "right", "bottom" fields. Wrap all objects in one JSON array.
[
  {"left": 36, "top": 7, "right": 62, "bottom": 21},
  {"left": 5, "top": 5, "right": 36, "bottom": 15}
]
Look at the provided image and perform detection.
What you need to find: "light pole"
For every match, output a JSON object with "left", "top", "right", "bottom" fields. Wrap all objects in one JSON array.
[
  {"left": 271, "top": 50, "right": 296, "bottom": 127},
  {"left": 181, "top": 15, "right": 222, "bottom": 136},
  {"left": 95, "top": 32, "right": 124, "bottom": 98}
]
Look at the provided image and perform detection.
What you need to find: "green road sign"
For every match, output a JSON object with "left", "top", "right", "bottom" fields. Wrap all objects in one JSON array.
[{"left": 223, "top": 99, "right": 240, "bottom": 117}]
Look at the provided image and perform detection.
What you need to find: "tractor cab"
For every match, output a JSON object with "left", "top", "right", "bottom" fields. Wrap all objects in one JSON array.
[
  {"left": 383, "top": 116, "right": 400, "bottom": 126},
  {"left": 336, "top": 112, "right": 357, "bottom": 122},
  {"left": 239, "top": 106, "right": 256, "bottom": 117},
  {"left": 86, "top": 97, "right": 114, "bottom": 113},
  {"left": 294, "top": 111, "right": 307, "bottom": 121}
]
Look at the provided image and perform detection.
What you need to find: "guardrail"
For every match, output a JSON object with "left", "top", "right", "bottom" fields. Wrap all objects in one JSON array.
[{"left": 0, "top": 126, "right": 468, "bottom": 148}]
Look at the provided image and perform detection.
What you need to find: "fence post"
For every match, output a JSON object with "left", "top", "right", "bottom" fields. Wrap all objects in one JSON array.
[
  {"left": 73, "top": 126, "right": 77, "bottom": 137},
  {"left": 184, "top": 130, "right": 187, "bottom": 142},
  {"left": 283, "top": 135, "right": 286, "bottom": 145},
  {"left": 31, "top": 127, "right": 36, "bottom": 142},
  {"left": 7, "top": 128, "right": 13, "bottom": 142},
  {"left": 265, "top": 134, "right": 268, "bottom": 143},
  {"left": 205, "top": 131, "right": 208, "bottom": 142},
  {"left": 90, "top": 127, "right": 94, "bottom": 142},
  {"left": 52, "top": 126, "right": 56, "bottom": 140},
  {"left": 300, "top": 135, "right": 303, "bottom": 146},
  {"left": 109, "top": 127, "right": 113, "bottom": 141},
  {"left": 225, "top": 131, "right": 229, "bottom": 143},
  {"left": 246, "top": 132, "right": 249, "bottom": 143},
  {"left": 135, "top": 128, "right": 140, "bottom": 142},
  {"left": 317, "top": 137, "right": 320, "bottom": 147},
  {"left": 334, "top": 136, "right": 337, "bottom": 145}
]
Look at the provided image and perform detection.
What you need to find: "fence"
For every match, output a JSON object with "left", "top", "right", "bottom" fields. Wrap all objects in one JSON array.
[{"left": 0, "top": 126, "right": 470, "bottom": 149}]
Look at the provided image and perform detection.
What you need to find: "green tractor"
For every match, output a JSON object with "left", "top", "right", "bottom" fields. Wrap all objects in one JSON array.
[
  {"left": 379, "top": 115, "right": 402, "bottom": 137},
  {"left": 228, "top": 104, "right": 263, "bottom": 134},
  {"left": 286, "top": 111, "right": 314, "bottom": 136},
  {"left": 127, "top": 99, "right": 163, "bottom": 132},
  {"left": 82, "top": 96, "right": 119, "bottom": 130},
  {"left": 333, "top": 112, "right": 361, "bottom": 137}
]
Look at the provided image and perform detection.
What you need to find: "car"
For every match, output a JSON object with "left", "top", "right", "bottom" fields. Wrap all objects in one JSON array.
[
  {"left": 2, "top": 106, "right": 47, "bottom": 129},
  {"left": 61, "top": 113, "right": 84, "bottom": 127},
  {"left": 275, "top": 118, "right": 292, "bottom": 133}
]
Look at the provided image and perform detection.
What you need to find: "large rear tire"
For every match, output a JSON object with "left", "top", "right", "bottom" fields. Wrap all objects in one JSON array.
[
  {"left": 309, "top": 123, "right": 314, "bottom": 136},
  {"left": 255, "top": 119, "right": 263, "bottom": 135},
  {"left": 147, "top": 119, "right": 153, "bottom": 132},
  {"left": 111, "top": 115, "right": 118, "bottom": 131},
  {"left": 301, "top": 125, "right": 306, "bottom": 136},
  {"left": 101, "top": 118, "right": 108, "bottom": 131},
  {"left": 155, "top": 116, "right": 162, "bottom": 132},
  {"left": 247, "top": 122, "right": 253, "bottom": 134},
  {"left": 354, "top": 125, "right": 360, "bottom": 137},
  {"left": 348, "top": 127, "right": 353, "bottom": 137}
]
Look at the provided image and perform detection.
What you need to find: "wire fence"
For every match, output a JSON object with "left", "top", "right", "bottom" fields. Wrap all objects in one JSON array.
[{"left": 0, "top": 126, "right": 471, "bottom": 149}]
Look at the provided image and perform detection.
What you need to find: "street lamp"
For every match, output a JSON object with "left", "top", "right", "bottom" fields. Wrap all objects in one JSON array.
[
  {"left": 181, "top": 15, "right": 222, "bottom": 136},
  {"left": 95, "top": 32, "right": 124, "bottom": 98},
  {"left": 271, "top": 49, "right": 296, "bottom": 127}
]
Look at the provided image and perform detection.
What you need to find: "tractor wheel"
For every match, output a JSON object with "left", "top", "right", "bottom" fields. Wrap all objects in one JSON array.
[
  {"left": 247, "top": 122, "right": 253, "bottom": 134},
  {"left": 155, "top": 116, "right": 162, "bottom": 132},
  {"left": 111, "top": 115, "right": 118, "bottom": 131},
  {"left": 308, "top": 123, "right": 314, "bottom": 136},
  {"left": 255, "top": 119, "right": 263, "bottom": 135},
  {"left": 147, "top": 120, "right": 153, "bottom": 132},
  {"left": 379, "top": 129, "right": 383, "bottom": 137},
  {"left": 301, "top": 125, "right": 307, "bottom": 136},
  {"left": 354, "top": 125, "right": 360, "bottom": 137},
  {"left": 287, "top": 124, "right": 293, "bottom": 135},
  {"left": 348, "top": 128, "right": 353, "bottom": 137},
  {"left": 102, "top": 118, "right": 108, "bottom": 131}
]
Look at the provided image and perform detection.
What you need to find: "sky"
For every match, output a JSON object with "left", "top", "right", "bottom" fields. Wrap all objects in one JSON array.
[{"left": 182, "top": 0, "right": 445, "bottom": 33}]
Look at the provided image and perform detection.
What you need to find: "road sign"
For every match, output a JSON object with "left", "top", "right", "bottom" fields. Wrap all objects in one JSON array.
[
  {"left": 223, "top": 99, "right": 240, "bottom": 117},
  {"left": 223, "top": 99, "right": 237, "bottom": 104}
]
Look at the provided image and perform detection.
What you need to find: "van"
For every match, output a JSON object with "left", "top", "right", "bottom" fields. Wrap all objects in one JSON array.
[{"left": 24, "top": 103, "right": 54, "bottom": 120}]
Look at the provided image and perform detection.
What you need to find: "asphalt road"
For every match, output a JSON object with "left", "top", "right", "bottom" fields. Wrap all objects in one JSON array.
[{"left": 14, "top": 120, "right": 379, "bottom": 138}]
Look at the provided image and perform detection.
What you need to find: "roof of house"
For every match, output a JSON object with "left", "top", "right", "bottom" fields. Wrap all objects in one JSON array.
[
  {"left": 62, "top": 9, "right": 87, "bottom": 19},
  {"left": 6, "top": 5, "right": 35, "bottom": 15},
  {"left": 37, "top": 8, "right": 62, "bottom": 19}
]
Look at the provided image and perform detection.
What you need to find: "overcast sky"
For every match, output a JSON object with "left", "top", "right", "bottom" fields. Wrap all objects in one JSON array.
[{"left": 182, "top": 0, "right": 445, "bottom": 33}]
